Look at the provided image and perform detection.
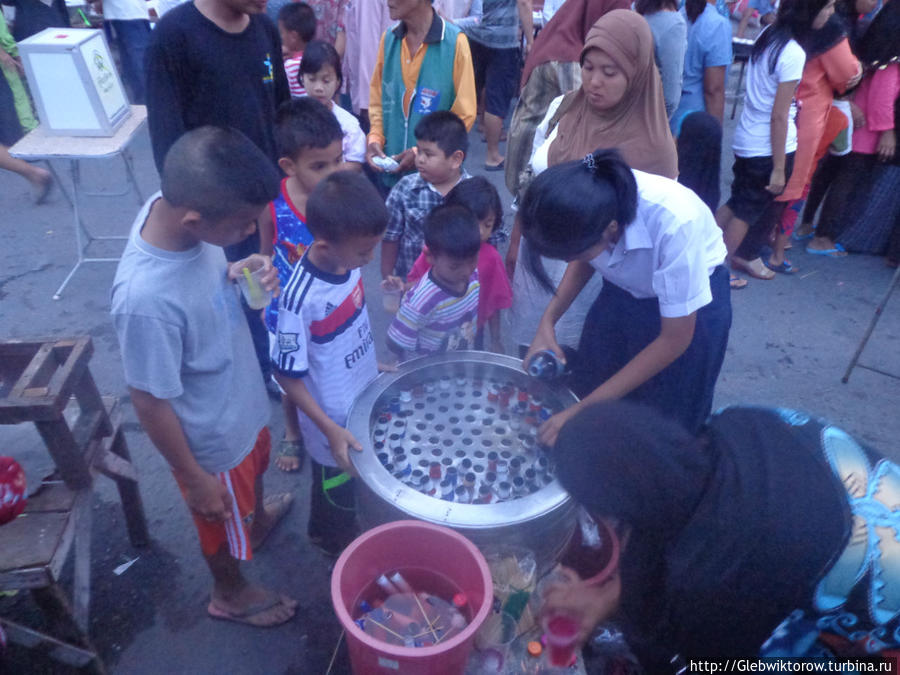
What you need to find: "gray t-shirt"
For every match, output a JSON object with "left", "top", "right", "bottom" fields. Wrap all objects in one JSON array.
[
  {"left": 464, "top": 0, "right": 520, "bottom": 49},
  {"left": 110, "top": 193, "right": 269, "bottom": 474},
  {"left": 644, "top": 10, "right": 687, "bottom": 118}
]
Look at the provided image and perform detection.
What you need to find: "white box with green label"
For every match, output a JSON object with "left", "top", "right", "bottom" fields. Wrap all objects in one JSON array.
[{"left": 18, "top": 27, "right": 130, "bottom": 137}]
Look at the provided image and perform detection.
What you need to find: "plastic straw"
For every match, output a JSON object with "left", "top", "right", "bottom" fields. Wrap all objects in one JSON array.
[
  {"left": 412, "top": 593, "right": 439, "bottom": 642},
  {"left": 366, "top": 617, "right": 406, "bottom": 641},
  {"left": 78, "top": 9, "right": 91, "bottom": 26}
]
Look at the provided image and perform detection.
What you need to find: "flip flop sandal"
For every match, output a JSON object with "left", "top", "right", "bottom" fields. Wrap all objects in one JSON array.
[
  {"left": 208, "top": 594, "right": 294, "bottom": 627},
  {"left": 806, "top": 244, "right": 847, "bottom": 257},
  {"left": 734, "top": 257, "right": 775, "bottom": 280},
  {"left": 276, "top": 438, "right": 305, "bottom": 472},
  {"left": 730, "top": 274, "right": 748, "bottom": 289},
  {"left": 764, "top": 259, "right": 796, "bottom": 274}
]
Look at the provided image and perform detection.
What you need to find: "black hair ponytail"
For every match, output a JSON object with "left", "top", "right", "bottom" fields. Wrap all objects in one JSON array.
[
  {"left": 685, "top": 0, "right": 706, "bottom": 24},
  {"left": 751, "top": 0, "right": 830, "bottom": 74},
  {"left": 521, "top": 148, "right": 638, "bottom": 293}
]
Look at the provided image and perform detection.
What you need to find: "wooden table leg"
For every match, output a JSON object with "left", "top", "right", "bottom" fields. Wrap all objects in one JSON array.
[
  {"left": 30, "top": 585, "right": 106, "bottom": 674},
  {"left": 73, "top": 492, "right": 92, "bottom": 633},
  {"left": 108, "top": 428, "right": 149, "bottom": 548},
  {"left": 34, "top": 419, "right": 92, "bottom": 489}
]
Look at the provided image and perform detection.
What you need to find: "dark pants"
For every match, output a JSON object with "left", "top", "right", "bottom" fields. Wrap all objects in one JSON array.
[
  {"left": 105, "top": 19, "right": 151, "bottom": 105},
  {"left": 571, "top": 266, "right": 732, "bottom": 434},
  {"left": 815, "top": 153, "right": 875, "bottom": 241},
  {"left": 469, "top": 40, "right": 520, "bottom": 119},
  {"left": 309, "top": 460, "right": 358, "bottom": 555},
  {"left": 802, "top": 153, "right": 845, "bottom": 226}
]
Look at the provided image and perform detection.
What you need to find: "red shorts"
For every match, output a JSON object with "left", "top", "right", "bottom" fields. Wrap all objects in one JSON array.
[{"left": 175, "top": 427, "right": 271, "bottom": 561}]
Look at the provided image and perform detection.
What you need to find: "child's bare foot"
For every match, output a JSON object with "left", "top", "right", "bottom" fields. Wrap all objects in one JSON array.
[
  {"left": 208, "top": 585, "right": 297, "bottom": 627},
  {"left": 250, "top": 492, "right": 294, "bottom": 550},
  {"left": 274, "top": 439, "right": 304, "bottom": 472}
]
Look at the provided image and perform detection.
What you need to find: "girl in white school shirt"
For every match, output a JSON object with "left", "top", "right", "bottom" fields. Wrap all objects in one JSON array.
[{"left": 522, "top": 149, "right": 731, "bottom": 445}]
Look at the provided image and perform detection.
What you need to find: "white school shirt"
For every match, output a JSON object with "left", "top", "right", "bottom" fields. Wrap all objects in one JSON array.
[
  {"left": 589, "top": 170, "right": 727, "bottom": 318},
  {"left": 331, "top": 102, "right": 367, "bottom": 163},
  {"left": 732, "top": 36, "right": 806, "bottom": 158}
]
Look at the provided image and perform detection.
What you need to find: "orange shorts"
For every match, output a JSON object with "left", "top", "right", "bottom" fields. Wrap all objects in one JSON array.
[{"left": 175, "top": 427, "right": 271, "bottom": 561}]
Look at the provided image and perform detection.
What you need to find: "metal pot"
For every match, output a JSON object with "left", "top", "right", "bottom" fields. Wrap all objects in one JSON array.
[{"left": 348, "top": 351, "right": 578, "bottom": 572}]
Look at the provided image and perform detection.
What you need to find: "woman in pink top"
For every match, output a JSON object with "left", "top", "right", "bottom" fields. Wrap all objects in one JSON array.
[
  {"left": 807, "top": 1, "right": 899, "bottom": 262},
  {"left": 766, "top": 13, "right": 860, "bottom": 272}
]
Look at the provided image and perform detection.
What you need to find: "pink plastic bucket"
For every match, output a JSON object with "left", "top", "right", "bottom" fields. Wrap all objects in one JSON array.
[{"left": 331, "top": 520, "right": 493, "bottom": 675}]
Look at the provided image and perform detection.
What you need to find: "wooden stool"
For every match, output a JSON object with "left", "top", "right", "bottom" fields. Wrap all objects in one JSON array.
[{"left": 0, "top": 337, "right": 149, "bottom": 672}]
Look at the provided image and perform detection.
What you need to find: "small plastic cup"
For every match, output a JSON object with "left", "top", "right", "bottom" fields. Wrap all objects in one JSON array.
[
  {"left": 474, "top": 611, "right": 518, "bottom": 672},
  {"left": 543, "top": 613, "right": 580, "bottom": 667},
  {"left": 236, "top": 258, "right": 272, "bottom": 310},
  {"left": 381, "top": 278, "right": 404, "bottom": 313}
]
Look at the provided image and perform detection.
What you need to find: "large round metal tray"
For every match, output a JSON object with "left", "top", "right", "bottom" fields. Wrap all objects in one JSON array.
[{"left": 347, "top": 351, "right": 579, "bottom": 569}]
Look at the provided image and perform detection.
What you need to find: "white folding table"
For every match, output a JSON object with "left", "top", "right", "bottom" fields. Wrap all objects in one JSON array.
[{"left": 9, "top": 105, "right": 147, "bottom": 299}]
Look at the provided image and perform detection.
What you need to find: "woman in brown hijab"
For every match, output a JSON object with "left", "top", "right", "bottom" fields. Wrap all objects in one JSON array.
[
  {"left": 505, "top": 0, "right": 631, "bottom": 199},
  {"left": 507, "top": 9, "right": 679, "bottom": 353}
]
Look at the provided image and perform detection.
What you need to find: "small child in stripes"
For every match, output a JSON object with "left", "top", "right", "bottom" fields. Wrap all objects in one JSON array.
[{"left": 386, "top": 204, "right": 480, "bottom": 361}]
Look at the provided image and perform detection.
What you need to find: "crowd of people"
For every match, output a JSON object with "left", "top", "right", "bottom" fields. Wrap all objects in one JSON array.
[{"left": 2, "top": 0, "right": 899, "bottom": 668}]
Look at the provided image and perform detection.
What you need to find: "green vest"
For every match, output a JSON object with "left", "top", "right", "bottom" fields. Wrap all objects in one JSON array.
[{"left": 381, "top": 18, "right": 460, "bottom": 161}]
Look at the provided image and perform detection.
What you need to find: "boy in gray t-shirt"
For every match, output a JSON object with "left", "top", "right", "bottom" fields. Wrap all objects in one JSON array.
[{"left": 110, "top": 127, "right": 296, "bottom": 628}]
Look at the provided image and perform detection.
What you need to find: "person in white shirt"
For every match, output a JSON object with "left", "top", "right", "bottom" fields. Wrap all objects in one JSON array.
[
  {"left": 542, "top": 0, "right": 568, "bottom": 23},
  {"left": 522, "top": 148, "right": 730, "bottom": 443},
  {"left": 92, "top": 0, "right": 152, "bottom": 103},
  {"left": 715, "top": 1, "right": 820, "bottom": 284}
]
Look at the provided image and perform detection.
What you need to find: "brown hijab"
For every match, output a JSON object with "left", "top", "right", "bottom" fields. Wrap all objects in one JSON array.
[
  {"left": 547, "top": 10, "right": 678, "bottom": 179},
  {"left": 520, "top": 0, "right": 631, "bottom": 87}
]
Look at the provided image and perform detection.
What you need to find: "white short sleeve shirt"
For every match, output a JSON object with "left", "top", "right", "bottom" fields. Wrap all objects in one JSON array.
[
  {"left": 732, "top": 36, "right": 806, "bottom": 158},
  {"left": 589, "top": 170, "right": 728, "bottom": 318},
  {"left": 331, "top": 102, "right": 367, "bottom": 163}
]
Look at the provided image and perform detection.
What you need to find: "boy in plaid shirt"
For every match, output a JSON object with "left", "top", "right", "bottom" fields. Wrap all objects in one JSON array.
[{"left": 380, "top": 112, "right": 471, "bottom": 284}]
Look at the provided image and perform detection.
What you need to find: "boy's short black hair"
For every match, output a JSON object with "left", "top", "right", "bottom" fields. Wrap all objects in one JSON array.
[
  {"left": 275, "top": 98, "right": 343, "bottom": 160},
  {"left": 277, "top": 2, "right": 316, "bottom": 42},
  {"left": 299, "top": 40, "right": 343, "bottom": 86},
  {"left": 414, "top": 111, "right": 468, "bottom": 159},
  {"left": 424, "top": 205, "right": 481, "bottom": 260},
  {"left": 161, "top": 126, "right": 279, "bottom": 221},
  {"left": 307, "top": 171, "right": 389, "bottom": 242},
  {"left": 444, "top": 176, "right": 503, "bottom": 233}
]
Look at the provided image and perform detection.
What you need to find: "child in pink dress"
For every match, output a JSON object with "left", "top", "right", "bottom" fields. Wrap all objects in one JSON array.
[{"left": 407, "top": 176, "right": 512, "bottom": 352}]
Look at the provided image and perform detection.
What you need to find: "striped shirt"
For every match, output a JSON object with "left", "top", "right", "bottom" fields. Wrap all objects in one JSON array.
[
  {"left": 285, "top": 53, "right": 306, "bottom": 98},
  {"left": 387, "top": 269, "right": 479, "bottom": 357},
  {"left": 272, "top": 254, "right": 377, "bottom": 466},
  {"left": 463, "top": 0, "right": 520, "bottom": 49}
]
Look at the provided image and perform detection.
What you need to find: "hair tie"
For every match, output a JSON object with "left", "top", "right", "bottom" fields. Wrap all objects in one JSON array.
[{"left": 583, "top": 153, "right": 597, "bottom": 173}]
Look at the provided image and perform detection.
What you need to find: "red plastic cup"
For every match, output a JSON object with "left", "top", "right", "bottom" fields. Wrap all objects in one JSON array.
[{"left": 543, "top": 614, "right": 579, "bottom": 667}]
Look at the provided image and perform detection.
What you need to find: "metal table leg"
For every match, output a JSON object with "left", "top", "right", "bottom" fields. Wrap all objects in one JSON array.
[{"left": 52, "top": 157, "right": 130, "bottom": 300}]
